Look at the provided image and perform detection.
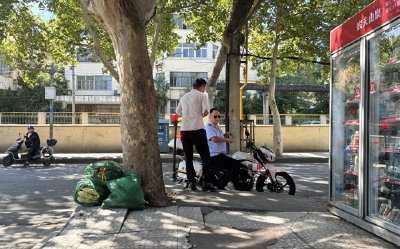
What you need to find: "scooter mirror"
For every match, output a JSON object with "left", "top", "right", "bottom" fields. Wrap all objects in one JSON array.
[{"left": 245, "top": 129, "right": 250, "bottom": 138}]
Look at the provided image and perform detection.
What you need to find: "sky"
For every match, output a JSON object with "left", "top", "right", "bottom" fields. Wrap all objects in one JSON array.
[{"left": 31, "top": 3, "right": 54, "bottom": 20}]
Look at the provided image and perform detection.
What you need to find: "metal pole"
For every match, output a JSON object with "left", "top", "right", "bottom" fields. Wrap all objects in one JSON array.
[
  {"left": 225, "top": 53, "right": 230, "bottom": 153},
  {"left": 71, "top": 65, "right": 76, "bottom": 124},
  {"left": 49, "top": 64, "right": 54, "bottom": 139},
  {"left": 171, "top": 114, "right": 178, "bottom": 181},
  {"left": 172, "top": 122, "right": 178, "bottom": 181}
]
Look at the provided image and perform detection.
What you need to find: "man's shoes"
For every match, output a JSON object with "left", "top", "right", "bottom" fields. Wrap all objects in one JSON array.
[
  {"left": 202, "top": 182, "right": 217, "bottom": 192},
  {"left": 23, "top": 162, "right": 29, "bottom": 167},
  {"left": 185, "top": 181, "right": 198, "bottom": 191},
  {"left": 224, "top": 183, "right": 236, "bottom": 191},
  {"left": 190, "top": 181, "right": 198, "bottom": 191}
]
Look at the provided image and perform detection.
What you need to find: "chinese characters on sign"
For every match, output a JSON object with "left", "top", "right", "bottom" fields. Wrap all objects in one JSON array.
[
  {"left": 357, "top": 8, "right": 381, "bottom": 31},
  {"left": 385, "top": 0, "right": 400, "bottom": 14}
]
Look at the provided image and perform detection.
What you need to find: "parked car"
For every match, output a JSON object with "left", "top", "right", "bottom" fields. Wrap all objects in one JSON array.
[{"left": 301, "top": 120, "right": 321, "bottom": 125}]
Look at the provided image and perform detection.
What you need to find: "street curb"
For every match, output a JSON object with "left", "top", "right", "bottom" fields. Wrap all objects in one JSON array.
[
  {"left": 0, "top": 157, "right": 328, "bottom": 165},
  {"left": 31, "top": 206, "right": 81, "bottom": 249}
]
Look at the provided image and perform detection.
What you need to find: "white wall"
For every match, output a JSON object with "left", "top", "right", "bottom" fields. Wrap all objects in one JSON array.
[
  {"left": 0, "top": 74, "right": 16, "bottom": 91},
  {"left": 64, "top": 62, "right": 120, "bottom": 97}
]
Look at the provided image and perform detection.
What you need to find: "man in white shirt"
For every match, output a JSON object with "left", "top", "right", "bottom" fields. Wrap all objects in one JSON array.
[{"left": 176, "top": 78, "right": 217, "bottom": 192}]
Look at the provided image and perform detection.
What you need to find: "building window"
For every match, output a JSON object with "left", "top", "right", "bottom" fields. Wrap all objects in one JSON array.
[
  {"left": 77, "top": 75, "right": 112, "bottom": 90},
  {"left": 171, "top": 43, "right": 208, "bottom": 58},
  {"left": 170, "top": 100, "right": 179, "bottom": 114},
  {"left": 0, "top": 60, "right": 9, "bottom": 76},
  {"left": 170, "top": 72, "right": 207, "bottom": 87},
  {"left": 174, "top": 16, "right": 194, "bottom": 30},
  {"left": 213, "top": 45, "right": 218, "bottom": 59},
  {"left": 77, "top": 49, "right": 100, "bottom": 62},
  {"left": 156, "top": 73, "right": 165, "bottom": 80}
]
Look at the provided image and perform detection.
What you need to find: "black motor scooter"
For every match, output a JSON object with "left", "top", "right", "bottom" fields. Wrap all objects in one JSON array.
[{"left": 2, "top": 133, "right": 57, "bottom": 167}]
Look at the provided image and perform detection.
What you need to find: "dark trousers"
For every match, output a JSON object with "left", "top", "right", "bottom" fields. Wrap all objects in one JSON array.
[
  {"left": 210, "top": 154, "right": 242, "bottom": 183},
  {"left": 181, "top": 129, "right": 212, "bottom": 183},
  {"left": 27, "top": 146, "right": 39, "bottom": 162}
]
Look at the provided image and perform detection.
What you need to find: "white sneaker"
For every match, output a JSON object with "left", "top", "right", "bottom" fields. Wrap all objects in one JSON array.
[{"left": 224, "top": 183, "right": 236, "bottom": 191}]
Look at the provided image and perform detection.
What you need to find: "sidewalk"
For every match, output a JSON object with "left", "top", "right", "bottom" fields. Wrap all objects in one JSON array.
[
  {"left": 0, "top": 152, "right": 329, "bottom": 165},
  {"left": 32, "top": 206, "right": 397, "bottom": 249}
]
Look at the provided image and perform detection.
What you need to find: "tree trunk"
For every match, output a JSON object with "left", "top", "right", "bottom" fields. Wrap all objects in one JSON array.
[
  {"left": 80, "top": 0, "right": 169, "bottom": 207},
  {"left": 149, "top": 13, "right": 164, "bottom": 68},
  {"left": 269, "top": 28, "right": 283, "bottom": 157}
]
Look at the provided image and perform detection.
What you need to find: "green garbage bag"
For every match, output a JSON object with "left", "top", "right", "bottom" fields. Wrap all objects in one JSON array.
[
  {"left": 73, "top": 179, "right": 108, "bottom": 207},
  {"left": 85, "top": 160, "right": 124, "bottom": 186},
  {"left": 101, "top": 172, "right": 146, "bottom": 210}
]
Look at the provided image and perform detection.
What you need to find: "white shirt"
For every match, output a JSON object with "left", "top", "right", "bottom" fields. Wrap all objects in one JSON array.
[{"left": 176, "top": 89, "right": 209, "bottom": 131}]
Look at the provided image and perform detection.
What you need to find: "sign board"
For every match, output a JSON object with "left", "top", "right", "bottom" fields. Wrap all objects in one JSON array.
[
  {"left": 331, "top": 0, "right": 400, "bottom": 53},
  {"left": 45, "top": 87, "right": 56, "bottom": 100}
]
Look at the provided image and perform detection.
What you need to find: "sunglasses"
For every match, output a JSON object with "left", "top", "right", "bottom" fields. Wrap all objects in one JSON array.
[{"left": 213, "top": 115, "right": 221, "bottom": 119}]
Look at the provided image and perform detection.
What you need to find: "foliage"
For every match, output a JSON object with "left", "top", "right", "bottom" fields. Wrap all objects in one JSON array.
[
  {"left": 249, "top": 0, "right": 374, "bottom": 82},
  {"left": 213, "top": 90, "right": 263, "bottom": 115},
  {"left": 154, "top": 76, "right": 170, "bottom": 113},
  {"left": 0, "top": 64, "right": 68, "bottom": 112}
]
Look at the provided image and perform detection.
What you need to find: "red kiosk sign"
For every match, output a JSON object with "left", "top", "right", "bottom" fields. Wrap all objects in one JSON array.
[{"left": 331, "top": 0, "right": 400, "bottom": 53}]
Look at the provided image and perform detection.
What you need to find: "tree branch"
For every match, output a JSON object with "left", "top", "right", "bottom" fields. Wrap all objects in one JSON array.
[
  {"left": 149, "top": 13, "right": 164, "bottom": 68},
  {"left": 79, "top": 1, "right": 120, "bottom": 82}
]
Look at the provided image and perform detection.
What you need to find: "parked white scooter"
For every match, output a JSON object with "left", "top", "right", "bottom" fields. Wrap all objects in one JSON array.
[{"left": 169, "top": 130, "right": 296, "bottom": 195}]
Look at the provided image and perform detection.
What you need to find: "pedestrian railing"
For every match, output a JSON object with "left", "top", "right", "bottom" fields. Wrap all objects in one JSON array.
[
  {"left": 46, "top": 112, "right": 82, "bottom": 124},
  {"left": 88, "top": 113, "right": 120, "bottom": 124},
  {"left": 0, "top": 112, "right": 38, "bottom": 125},
  {"left": 0, "top": 112, "right": 330, "bottom": 126}
]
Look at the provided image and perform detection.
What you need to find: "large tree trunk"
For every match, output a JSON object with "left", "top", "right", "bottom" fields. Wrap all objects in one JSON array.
[
  {"left": 269, "top": 28, "right": 283, "bottom": 157},
  {"left": 80, "top": 0, "right": 169, "bottom": 207}
]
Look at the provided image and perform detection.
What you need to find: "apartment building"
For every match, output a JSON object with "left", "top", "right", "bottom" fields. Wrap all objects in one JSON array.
[{"left": 0, "top": 60, "right": 18, "bottom": 91}]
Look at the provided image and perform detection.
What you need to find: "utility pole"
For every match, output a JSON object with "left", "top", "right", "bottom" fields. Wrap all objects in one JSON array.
[
  {"left": 49, "top": 64, "right": 55, "bottom": 140},
  {"left": 70, "top": 64, "right": 76, "bottom": 124}
]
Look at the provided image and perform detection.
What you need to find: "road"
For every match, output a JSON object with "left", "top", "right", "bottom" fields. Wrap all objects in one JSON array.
[{"left": 0, "top": 162, "right": 329, "bottom": 226}]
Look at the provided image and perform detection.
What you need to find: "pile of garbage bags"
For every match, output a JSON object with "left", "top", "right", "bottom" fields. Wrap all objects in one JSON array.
[{"left": 73, "top": 160, "right": 146, "bottom": 210}]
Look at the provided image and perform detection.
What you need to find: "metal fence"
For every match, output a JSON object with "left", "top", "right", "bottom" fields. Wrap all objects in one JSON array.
[
  {"left": 89, "top": 113, "right": 120, "bottom": 124},
  {"left": 0, "top": 112, "right": 330, "bottom": 125},
  {"left": 46, "top": 112, "right": 82, "bottom": 124},
  {"left": 0, "top": 112, "right": 38, "bottom": 125}
]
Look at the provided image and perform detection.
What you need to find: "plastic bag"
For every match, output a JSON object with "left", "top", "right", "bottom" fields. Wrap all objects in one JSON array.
[
  {"left": 101, "top": 172, "right": 146, "bottom": 210},
  {"left": 85, "top": 160, "right": 124, "bottom": 186},
  {"left": 73, "top": 179, "right": 108, "bottom": 207}
]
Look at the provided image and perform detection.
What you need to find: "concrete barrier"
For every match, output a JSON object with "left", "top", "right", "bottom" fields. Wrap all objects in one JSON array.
[{"left": 0, "top": 125, "right": 329, "bottom": 153}]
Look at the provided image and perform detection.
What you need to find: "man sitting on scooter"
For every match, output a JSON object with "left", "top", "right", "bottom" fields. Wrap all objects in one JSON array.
[
  {"left": 205, "top": 108, "right": 243, "bottom": 191},
  {"left": 24, "top": 125, "right": 40, "bottom": 166}
]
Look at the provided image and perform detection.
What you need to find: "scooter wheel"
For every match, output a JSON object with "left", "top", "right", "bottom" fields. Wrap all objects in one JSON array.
[
  {"left": 42, "top": 159, "right": 52, "bottom": 166},
  {"left": 2, "top": 155, "right": 13, "bottom": 167}
]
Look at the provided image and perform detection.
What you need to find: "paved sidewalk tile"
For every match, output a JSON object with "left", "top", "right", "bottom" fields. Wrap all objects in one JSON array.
[
  {"left": 42, "top": 207, "right": 128, "bottom": 248},
  {"left": 0, "top": 224, "right": 62, "bottom": 249},
  {"left": 36, "top": 207, "right": 397, "bottom": 249},
  {"left": 200, "top": 211, "right": 398, "bottom": 249}
]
